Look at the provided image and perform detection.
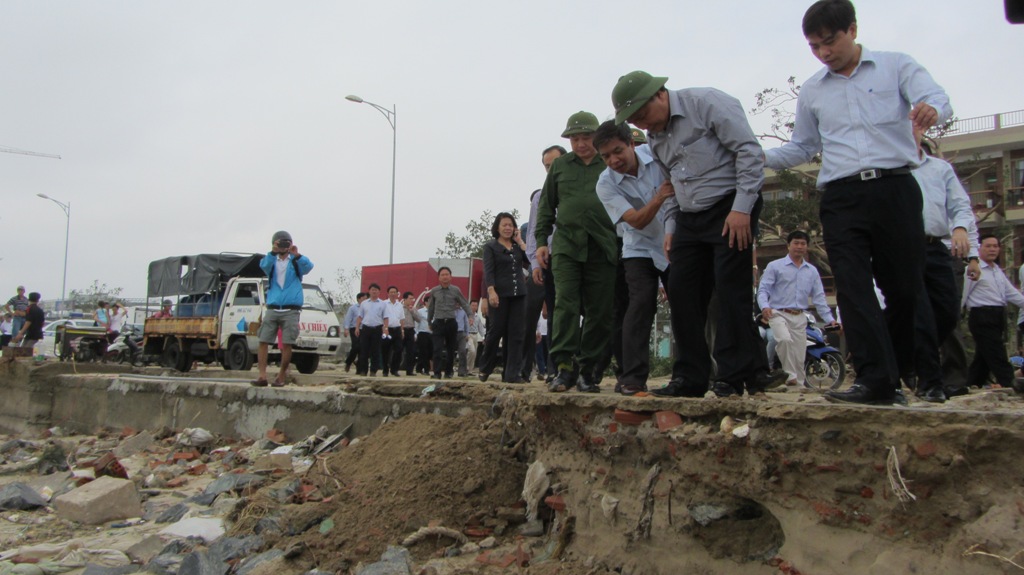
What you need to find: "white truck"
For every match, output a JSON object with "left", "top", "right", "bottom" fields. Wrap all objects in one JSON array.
[{"left": 142, "top": 253, "right": 342, "bottom": 373}]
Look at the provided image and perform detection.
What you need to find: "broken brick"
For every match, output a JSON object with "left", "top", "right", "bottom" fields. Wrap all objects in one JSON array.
[
  {"left": 608, "top": 423, "right": 618, "bottom": 433},
  {"left": 166, "top": 477, "right": 188, "bottom": 488},
  {"left": 265, "top": 429, "right": 287, "bottom": 444},
  {"left": 613, "top": 409, "right": 652, "bottom": 426},
  {"left": 914, "top": 441, "right": 937, "bottom": 459},
  {"left": 187, "top": 464, "right": 208, "bottom": 476},
  {"left": 655, "top": 411, "right": 683, "bottom": 432},
  {"left": 544, "top": 495, "right": 566, "bottom": 511},
  {"left": 173, "top": 451, "right": 199, "bottom": 461},
  {"left": 590, "top": 436, "right": 607, "bottom": 446},
  {"left": 861, "top": 487, "right": 874, "bottom": 499}
]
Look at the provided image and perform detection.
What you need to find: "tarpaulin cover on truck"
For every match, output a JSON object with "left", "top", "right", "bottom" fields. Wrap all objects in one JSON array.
[{"left": 147, "top": 253, "right": 264, "bottom": 297}]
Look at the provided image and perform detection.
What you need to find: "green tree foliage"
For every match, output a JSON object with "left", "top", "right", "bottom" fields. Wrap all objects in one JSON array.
[
  {"left": 436, "top": 209, "right": 521, "bottom": 259},
  {"left": 68, "top": 280, "right": 123, "bottom": 311}
]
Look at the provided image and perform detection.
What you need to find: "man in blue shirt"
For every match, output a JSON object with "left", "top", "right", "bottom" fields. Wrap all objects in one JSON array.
[
  {"left": 594, "top": 121, "right": 673, "bottom": 395},
  {"left": 343, "top": 292, "right": 368, "bottom": 373},
  {"left": 757, "top": 230, "right": 836, "bottom": 388},
  {"left": 765, "top": 0, "right": 952, "bottom": 405},
  {"left": 355, "top": 283, "right": 388, "bottom": 376},
  {"left": 252, "top": 230, "right": 314, "bottom": 387}
]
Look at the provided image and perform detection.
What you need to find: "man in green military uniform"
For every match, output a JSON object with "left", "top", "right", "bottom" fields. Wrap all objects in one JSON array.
[{"left": 535, "top": 111, "right": 618, "bottom": 393}]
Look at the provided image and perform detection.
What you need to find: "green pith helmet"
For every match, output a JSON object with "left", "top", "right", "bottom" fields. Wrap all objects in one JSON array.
[
  {"left": 612, "top": 70, "right": 668, "bottom": 124},
  {"left": 561, "top": 111, "right": 600, "bottom": 138},
  {"left": 630, "top": 127, "right": 648, "bottom": 144}
]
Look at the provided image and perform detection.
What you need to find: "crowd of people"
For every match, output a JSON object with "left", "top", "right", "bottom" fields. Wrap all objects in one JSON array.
[
  {"left": 342, "top": 0, "right": 1024, "bottom": 406},
  {"left": 10, "top": 1, "right": 1023, "bottom": 408}
]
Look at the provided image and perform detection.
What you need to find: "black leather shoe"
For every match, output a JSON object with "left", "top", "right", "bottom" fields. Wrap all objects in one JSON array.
[
  {"left": 478, "top": 372, "right": 490, "bottom": 382},
  {"left": 711, "top": 381, "right": 739, "bottom": 398},
  {"left": 431, "top": 373, "right": 442, "bottom": 380},
  {"left": 576, "top": 373, "right": 600, "bottom": 393},
  {"left": 902, "top": 375, "right": 918, "bottom": 392},
  {"left": 891, "top": 389, "right": 909, "bottom": 406},
  {"left": 651, "top": 378, "right": 706, "bottom": 398},
  {"left": 944, "top": 385, "right": 969, "bottom": 398},
  {"left": 620, "top": 384, "right": 648, "bottom": 396},
  {"left": 917, "top": 386, "right": 946, "bottom": 403},
  {"left": 763, "top": 368, "right": 788, "bottom": 390},
  {"left": 825, "top": 383, "right": 897, "bottom": 405},
  {"left": 549, "top": 368, "right": 577, "bottom": 393}
]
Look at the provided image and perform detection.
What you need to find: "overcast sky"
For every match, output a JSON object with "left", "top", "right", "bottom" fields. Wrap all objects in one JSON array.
[{"left": 1, "top": 0, "right": 1020, "bottom": 302}]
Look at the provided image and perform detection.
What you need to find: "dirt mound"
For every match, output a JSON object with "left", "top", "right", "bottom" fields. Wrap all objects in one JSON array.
[{"left": 255, "top": 411, "right": 527, "bottom": 571}]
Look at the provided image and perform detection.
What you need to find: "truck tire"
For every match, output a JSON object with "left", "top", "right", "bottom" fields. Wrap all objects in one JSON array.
[
  {"left": 224, "top": 338, "right": 254, "bottom": 371},
  {"left": 293, "top": 354, "right": 319, "bottom": 374},
  {"left": 163, "top": 338, "right": 192, "bottom": 373}
]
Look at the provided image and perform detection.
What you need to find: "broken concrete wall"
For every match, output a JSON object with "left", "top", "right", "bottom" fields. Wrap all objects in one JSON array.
[{"left": 0, "top": 364, "right": 481, "bottom": 441}]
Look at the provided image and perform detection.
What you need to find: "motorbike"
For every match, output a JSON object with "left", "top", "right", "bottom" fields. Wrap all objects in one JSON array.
[
  {"left": 759, "top": 312, "right": 847, "bottom": 391},
  {"left": 105, "top": 326, "right": 143, "bottom": 364}
]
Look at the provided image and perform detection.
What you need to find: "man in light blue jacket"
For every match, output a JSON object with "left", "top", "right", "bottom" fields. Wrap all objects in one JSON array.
[{"left": 252, "top": 230, "right": 314, "bottom": 387}]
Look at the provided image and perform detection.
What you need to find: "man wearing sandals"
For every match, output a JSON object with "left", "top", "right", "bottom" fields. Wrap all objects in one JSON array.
[{"left": 252, "top": 230, "right": 314, "bottom": 387}]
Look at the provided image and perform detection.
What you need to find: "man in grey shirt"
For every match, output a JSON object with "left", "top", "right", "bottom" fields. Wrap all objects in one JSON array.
[
  {"left": 611, "top": 70, "right": 770, "bottom": 398},
  {"left": 427, "top": 266, "right": 473, "bottom": 379}
]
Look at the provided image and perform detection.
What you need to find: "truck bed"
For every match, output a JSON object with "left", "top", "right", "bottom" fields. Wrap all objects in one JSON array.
[{"left": 144, "top": 317, "right": 218, "bottom": 339}]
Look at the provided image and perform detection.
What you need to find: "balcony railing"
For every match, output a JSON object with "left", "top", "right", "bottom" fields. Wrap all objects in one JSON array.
[
  {"left": 969, "top": 189, "right": 998, "bottom": 210},
  {"left": 933, "top": 109, "right": 1024, "bottom": 137}
]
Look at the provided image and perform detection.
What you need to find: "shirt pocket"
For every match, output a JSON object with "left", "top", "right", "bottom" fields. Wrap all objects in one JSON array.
[
  {"left": 856, "top": 86, "right": 903, "bottom": 126},
  {"left": 680, "top": 135, "right": 719, "bottom": 178}
]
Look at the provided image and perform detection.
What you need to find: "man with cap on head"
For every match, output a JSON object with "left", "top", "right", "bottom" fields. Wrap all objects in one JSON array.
[
  {"left": 534, "top": 111, "right": 617, "bottom": 393},
  {"left": 252, "top": 230, "right": 314, "bottom": 387},
  {"left": 612, "top": 70, "right": 770, "bottom": 398}
]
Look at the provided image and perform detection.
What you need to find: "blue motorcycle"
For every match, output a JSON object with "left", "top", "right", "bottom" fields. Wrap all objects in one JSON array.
[{"left": 759, "top": 313, "right": 846, "bottom": 391}]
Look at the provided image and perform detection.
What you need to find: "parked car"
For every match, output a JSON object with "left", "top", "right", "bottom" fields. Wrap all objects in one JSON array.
[{"left": 37, "top": 319, "right": 95, "bottom": 358}]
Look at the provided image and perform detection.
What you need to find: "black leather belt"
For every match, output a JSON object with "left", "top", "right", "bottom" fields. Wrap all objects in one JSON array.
[
  {"left": 267, "top": 305, "right": 301, "bottom": 311},
  {"left": 831, "top": 167, "right": 912, "bottom": 186}
]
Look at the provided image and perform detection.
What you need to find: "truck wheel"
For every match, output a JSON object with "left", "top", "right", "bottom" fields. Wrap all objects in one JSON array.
[
  {"left": 224, "top": 338, "right": 254, "bottom": 371},
  {"left": 163, "top": 338, "right": 192, "bottom": 372},
  {"left": 293, "top": 354, "right": 319, "bottom": 374}
]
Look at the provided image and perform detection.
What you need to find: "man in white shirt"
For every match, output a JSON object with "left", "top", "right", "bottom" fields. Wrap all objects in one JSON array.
[
  {"left": 382, "top": 286, "right": 406, "bottom": 376},
  {"left": 958, "top": 234, "right": 1024, "bottom": 392},
  {"left": 764, "top": 0, "right": 951, "bottom": 406},
  {"left": 911, "top": 136, "right": 980, "bottom": 402}
]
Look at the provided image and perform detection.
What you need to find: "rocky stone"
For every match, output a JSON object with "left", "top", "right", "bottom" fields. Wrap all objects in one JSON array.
[
  {"left": 177, "top": 552, "right": 227, "bottom": 575},
  {"left": 0, "top": 482, "right": 48, "bottom": 510},
  {"left": 154, "top": 502, "right": 189, "bottom": 524},
  {"left": 114, "top": 432, "right": 156, "bottom": 458},
  {"left": 519, "top": 519, "right": 544, "bottom": 537},
  {"left": 124, "top": 534, "right": 166, "bottom": 564},
  {"left": 235, "top": 550, "right": 285, "bottom": 575},
  {"left": 478, "top": 536, "right": 496, "bottom": 549},
  {"left": 209, "top": 535, "right": 262, "bottom": 564},
  {"left": 53, "top": 476, "right": 143, "bottom": 524},
  {"left": 354, "top": 545, "right": 412, "bottom": 575}
]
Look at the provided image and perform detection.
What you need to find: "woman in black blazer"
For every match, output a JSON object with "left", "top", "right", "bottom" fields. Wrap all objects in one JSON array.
[{"left": 479, "top": 212, "right": 530, "bottom": 383}]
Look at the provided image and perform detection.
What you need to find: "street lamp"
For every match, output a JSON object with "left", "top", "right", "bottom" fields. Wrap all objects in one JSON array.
[
  {"left": 346, "top": 94, "right": 397, "bottom": 264},
  {"left": 36, "top": 194, "right": 70, "bottom": 313}
]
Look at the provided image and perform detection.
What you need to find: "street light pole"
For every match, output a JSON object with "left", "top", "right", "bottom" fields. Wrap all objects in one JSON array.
[
  {"left": 346, "top": 94, "right": 397, "bottom": 264},
  {"left": 37, "top": 194, "right": 70, "bottom": 313}
]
